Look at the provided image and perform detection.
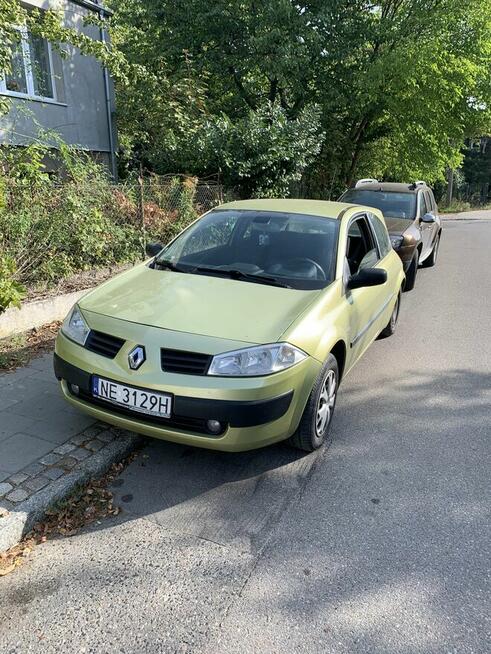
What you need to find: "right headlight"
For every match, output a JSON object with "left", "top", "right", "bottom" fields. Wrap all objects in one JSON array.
[
  {"left": 208, "top": 343, "right": 307, "bottom": 377},
  {"left": 390, "top": 235, "right": 404, "bottom": 250},
  {"left": 61, "top": 305, "right": 90, "bottom": 346}
]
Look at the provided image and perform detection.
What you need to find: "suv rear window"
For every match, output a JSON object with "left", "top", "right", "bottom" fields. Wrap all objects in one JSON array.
[{"left": 341, "top": 189, "right": 417, "bottom": 220}]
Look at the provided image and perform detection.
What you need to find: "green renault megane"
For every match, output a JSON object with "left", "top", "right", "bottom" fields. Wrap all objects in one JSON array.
[{"left": 54, "top": 199, "right": 404, "bottom": 452}]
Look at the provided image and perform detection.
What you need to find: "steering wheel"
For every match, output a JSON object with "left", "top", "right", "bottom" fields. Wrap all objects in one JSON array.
[{"left": 268, "top": 257, "right": 326, "bottom": 280}]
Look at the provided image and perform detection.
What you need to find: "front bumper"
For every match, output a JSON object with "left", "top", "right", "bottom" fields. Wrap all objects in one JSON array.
[{"left": 54, "top": 331, "right": 321, "bottom": 451}]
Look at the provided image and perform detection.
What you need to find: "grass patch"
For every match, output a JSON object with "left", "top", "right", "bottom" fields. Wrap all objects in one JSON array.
[{"left": 0, "top": 321, "right": 60, "bottom": 372}]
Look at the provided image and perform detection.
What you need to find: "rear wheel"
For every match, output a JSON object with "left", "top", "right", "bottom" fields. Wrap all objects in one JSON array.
[
  {"left": 404, "top": 251, "right": 419, "bottom": 291},
  {"left": 422, "top": 233, "right": 440, "bottom": 268},
  {"left": 379, "top": 292, "right": 401, "bottom": 338},
  {"left": 289, "top": 354, "right": 339, "bottom": 453}
]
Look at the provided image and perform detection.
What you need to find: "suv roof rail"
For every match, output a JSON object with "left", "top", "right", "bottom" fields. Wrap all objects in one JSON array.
[{"left": 355, "top": 178, "right": 379, "bottom": 188}]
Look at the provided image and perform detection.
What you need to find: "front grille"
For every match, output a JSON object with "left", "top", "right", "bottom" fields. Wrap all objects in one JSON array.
[
  {"left": 161, "top": 348, "right": 212, "bottom": 375},
  {"left": 85, "top": 330, "right": 125, "bottom": 359},
  {"left": 75, "top": 388, "right": 225, "bottom": 436}
]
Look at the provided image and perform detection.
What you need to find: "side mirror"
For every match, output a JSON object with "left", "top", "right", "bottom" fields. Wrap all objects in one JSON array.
[
  {"left": 421, "top": 212, "right": 435, "bottom": 224},
  {"left": 146, "top": 242, "right": 163, "bottom": 257},
  {"left": 347, "top": 267, "right": 387, "bottom": 290}
]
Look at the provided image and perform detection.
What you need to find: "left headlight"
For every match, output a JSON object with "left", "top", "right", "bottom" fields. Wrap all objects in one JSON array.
[
  {"left": 208, "top": 343, "right": 307, "bottom": 377},
  {"left": 61, "top": 305, "right": 90, "bottom": 346}
]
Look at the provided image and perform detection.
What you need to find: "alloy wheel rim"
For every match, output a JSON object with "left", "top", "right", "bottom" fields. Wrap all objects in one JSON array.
[{"left": 315, "top": 370, "right": 336, "bottom": 437}]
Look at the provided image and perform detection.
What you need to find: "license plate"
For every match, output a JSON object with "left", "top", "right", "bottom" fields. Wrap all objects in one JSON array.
[{"left": 92, "top": 376, "right": 172, "bottom": 418}]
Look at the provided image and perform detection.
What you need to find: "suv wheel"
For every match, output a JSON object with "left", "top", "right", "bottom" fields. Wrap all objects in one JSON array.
[
  {"left": 289, "top": 354, "right": 338, "bottom": 452},
  {"left": 404, "top": 250, "right": 419, "bottom": 291}
]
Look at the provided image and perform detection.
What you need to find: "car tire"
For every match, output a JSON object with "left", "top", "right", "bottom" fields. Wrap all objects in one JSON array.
[
  {"left": 404, "top": 251, "right": 419, "bottom": 291},
  {"left": 379, "top": 292, "right": 401, "bottom": 338},
  {"left": 422, "top": 233, "right": 440, "bottom": 268},
  {"left": 289, "top": 354, "right": 339, "bottom": 453}
]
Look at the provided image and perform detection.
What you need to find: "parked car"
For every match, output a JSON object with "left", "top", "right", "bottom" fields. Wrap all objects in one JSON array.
[
  {"left": 54, "top": 199, "right": 405, "bottom": 453},
  {"left": 340, "top": 180, "right": 442, "bottom": 291}
]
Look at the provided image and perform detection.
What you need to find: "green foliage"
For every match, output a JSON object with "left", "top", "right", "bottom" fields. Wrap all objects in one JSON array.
[
  {"left": 198, "top": 104, "right": 324, "bottom": 197},
  {"left": 0, "top": 142, "right": 141, "bottom": 303},
  {"left": 0, "top": 255, "right": 25, "bottom": 313},
  {"left": 109, "top": 0, "right": 491, "bottom": 195}
]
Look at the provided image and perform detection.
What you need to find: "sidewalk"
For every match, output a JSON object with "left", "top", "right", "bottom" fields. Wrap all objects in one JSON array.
[{"left": 0, "top": 352, "right": 139, "bottom": 551}]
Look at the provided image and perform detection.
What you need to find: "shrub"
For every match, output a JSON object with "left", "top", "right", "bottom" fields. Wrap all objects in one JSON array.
[
  {"left": 0, "top": 254, "right": 25, "bottom": 312},
  {"left": 0, "top": 140, "right": 205, "bottom": 313}
]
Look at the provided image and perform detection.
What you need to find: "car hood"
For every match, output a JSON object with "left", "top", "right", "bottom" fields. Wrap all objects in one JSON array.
[
  {"left": 79, "top": 264, "right": 321, "bottom": 344},
  {"left": 384, "top": 216, "right": 414, "bottom": 235}
]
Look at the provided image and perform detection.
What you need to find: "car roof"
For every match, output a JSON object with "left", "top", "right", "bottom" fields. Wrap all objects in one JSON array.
[
  {"left": 218, "top": 198, "right": 361, "bottom": 220},
  {"left": 347, "top": 182, "right": 425, "bottom": 194}
]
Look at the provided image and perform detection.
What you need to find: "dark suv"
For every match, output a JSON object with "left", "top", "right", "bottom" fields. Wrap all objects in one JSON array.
[{"left": 340, "top": 180, "right": 442, "bottom": 291}]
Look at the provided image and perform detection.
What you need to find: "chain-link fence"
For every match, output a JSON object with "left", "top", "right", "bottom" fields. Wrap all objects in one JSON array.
[{"left": 112, "top": 174, "right": 225, "bottom": 254}]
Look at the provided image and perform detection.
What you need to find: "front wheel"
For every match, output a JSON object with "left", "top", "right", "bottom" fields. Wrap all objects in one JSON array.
[
  {"left": 422, "top": 233, "right": 440, "bottom": 268},
  {"left": 379, "top": 292, "right": 401, "bottom": 338},
  {"left": 289, "top": 354, "right": 339, "bottom": 452}
]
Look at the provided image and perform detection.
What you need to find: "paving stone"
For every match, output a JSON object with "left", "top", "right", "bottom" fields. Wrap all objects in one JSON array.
[
  {"left": 80, "top": 424, "right": 105, "bottom": 440},
  {"left": 7, "top": 389, "right": 82, "bottom": 421},
  {"left": 43, "top": 467, "right": 65, "bottom": 481},
  {"left": 0, "top": 482, "right": 13, "bottom": 498},
  {"left": 58, "top": 456, "right": 78, "bottom": 470},
  {"left": 23, "top": 411, "right": 96, "bottom": 445},
  {"left": 7, "top": 473, "right": 29, "bottom": 486},
  {"left": 0, "top": 413, "right": 38, "bottom": 444},
  {"left": 0, "top": 433, "right": 55, "bottom": 473},
  {"left": 23, "top": 475, "right": 50, "bottom": 493},
  {"left": 7, "top": 488, "right": 30, "bottom": 503},
  {"left": 39, "top": 452, "right": 62, "bottom": 466},
  {"left": 70, "top": 447, "right": 91, "bottom": 461},
  {"left": 70, "top": 432, "right": 89, "bottom": 446},
  {"left": 97, "top": 430, "right": 116, "bottom": 443},
  {"left": 53, "top": 442, "right": 76, "bottom": 455},
  {"left": 85, "top": 439, "right": 105, "bottom": 452},
  {"left": 21, "top": 462, "right": 43, "bottom": 476},
  {"left": 0, "top": 469, "right": 10, "bottom": 483}
]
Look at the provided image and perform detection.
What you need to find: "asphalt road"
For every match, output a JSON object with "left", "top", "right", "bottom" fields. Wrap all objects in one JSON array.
[{"left": 1, "top": 218, "right": 490, "bottom": 654}]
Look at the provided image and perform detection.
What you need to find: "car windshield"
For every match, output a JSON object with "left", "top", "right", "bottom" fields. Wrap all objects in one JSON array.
[
  {"left": 154, "top": 209, "right": 340, "bottom": 290},
  {"left": 342, "top": 189, "right": 417, "bottom": 220}
]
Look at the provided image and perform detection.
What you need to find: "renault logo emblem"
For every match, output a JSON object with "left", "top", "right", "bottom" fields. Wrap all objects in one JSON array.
[{"left": 128, "top": 346, "right": 146, "bottom": 370}]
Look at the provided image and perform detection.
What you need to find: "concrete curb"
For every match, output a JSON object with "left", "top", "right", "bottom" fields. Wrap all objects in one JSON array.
[
  {"left": 0, "top": 289, "right": 91, "bottom": 339},
  {"left": 0, "top": 429, "right": 140, "bottom": 553}
]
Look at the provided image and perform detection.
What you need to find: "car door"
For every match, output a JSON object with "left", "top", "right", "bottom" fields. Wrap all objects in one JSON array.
[
  {"left": 419, "top": 191, "right": 435, "bottom": 258},
  {"left": 427, "top": 190, "right": 441, "bottom": 247},
  {"left": 344, "top": 214, "right": 393, "bottom": 364}
]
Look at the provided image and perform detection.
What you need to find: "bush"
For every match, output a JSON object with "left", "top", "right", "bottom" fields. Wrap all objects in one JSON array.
[
  {"left": 0, "top": 143, "right": 142, "bottom": 291},
  {"left": 0, "top": 254, "right": 25, "bottom": 312},
  {"left": 0, "top": 141, "right": 206, "bottom": 313}
]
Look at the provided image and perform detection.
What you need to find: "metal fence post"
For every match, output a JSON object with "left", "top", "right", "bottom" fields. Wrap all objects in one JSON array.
[{"left": 138, "top": 172, "right": 146, "bottom": 259}]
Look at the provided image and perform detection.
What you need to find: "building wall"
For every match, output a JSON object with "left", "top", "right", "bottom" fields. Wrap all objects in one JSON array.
[{"left": 0, "top": 0, "right": 116, "bottom": 159}]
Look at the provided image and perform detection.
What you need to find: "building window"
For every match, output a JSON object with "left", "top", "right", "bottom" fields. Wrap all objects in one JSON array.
[{"left": 0, "top": 26, "right": 56, "bottom": 101}]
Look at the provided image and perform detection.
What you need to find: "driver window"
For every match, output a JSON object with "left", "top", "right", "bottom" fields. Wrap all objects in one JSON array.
[{"left": 346, "top": 217, "right": 378, "bottom": 275}]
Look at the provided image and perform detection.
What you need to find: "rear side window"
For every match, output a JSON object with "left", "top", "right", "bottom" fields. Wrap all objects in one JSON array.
[{"left": 368, "top": 213, "right": 392, "bottom": 257}]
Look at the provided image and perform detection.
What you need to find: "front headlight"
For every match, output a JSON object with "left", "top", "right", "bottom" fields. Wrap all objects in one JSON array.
[
  {"left": 61, "top": 305, "right": 90, "bottom": 346},
  {"left": 390, "top": 235, "right": 404, "bottom": 250},
  {"left": 208, "top": 343, "right": 307, "bottom": 377}
]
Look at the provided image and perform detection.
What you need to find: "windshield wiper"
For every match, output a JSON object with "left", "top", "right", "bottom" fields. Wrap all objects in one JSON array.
[
  {"left": 153, "top": 259, "right": 189, "bottom": 273},
  {"left": 194, "top": 266, "right": 291, "bottom": 288}
]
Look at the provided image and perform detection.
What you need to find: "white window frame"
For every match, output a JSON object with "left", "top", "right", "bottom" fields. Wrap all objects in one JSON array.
[{"left": 0, "top": 25, "right": 58, "bottom": 102}]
